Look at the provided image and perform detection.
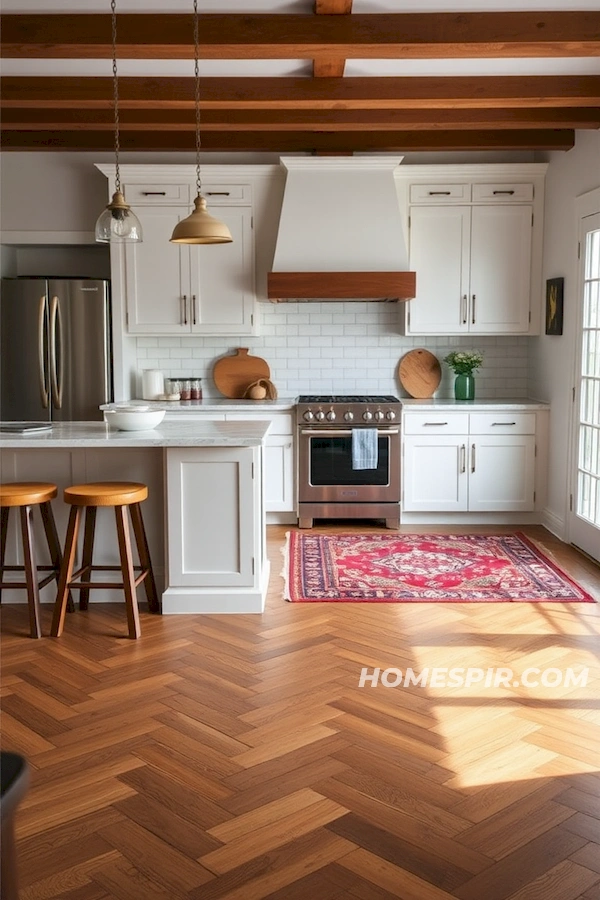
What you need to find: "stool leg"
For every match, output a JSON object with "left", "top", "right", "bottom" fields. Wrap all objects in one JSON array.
[
  {"left": 129, "top": 502, "right": 160, "bottom": 614},
  {"left": 0, "top": 506, "right": 9, "bottom": 604},
  {"left": 19, "top": 505, "right": 42, "bottom": 639},
  {"left": 79, "top": 507, "right": 97, "bottom": 611},
  {"left": 114, "top": 506, "right": 141, "bottom": 639},
  {"left": 51, "top": 506, "right": 81, "bottom": 637},
  {"left": 39, "top": 501, "right": 75, "bottom": 614}
]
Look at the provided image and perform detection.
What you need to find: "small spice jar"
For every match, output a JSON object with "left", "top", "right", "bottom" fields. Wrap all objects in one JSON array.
[
  {"left": 190, "top": 378, "right": 202, "bottom": 401},
  {"left": 179, "top": 379, "right": 192, "bottom": 401}
]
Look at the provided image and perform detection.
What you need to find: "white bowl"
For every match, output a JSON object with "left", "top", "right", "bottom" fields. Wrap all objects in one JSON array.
[{"left": 104, "top": 409, "right": 165, "bottom": 431}]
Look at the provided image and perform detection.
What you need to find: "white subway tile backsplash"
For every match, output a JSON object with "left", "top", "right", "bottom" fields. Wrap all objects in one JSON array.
[{"left": 134, "top": 302, "right": 530, "bottom": 399}]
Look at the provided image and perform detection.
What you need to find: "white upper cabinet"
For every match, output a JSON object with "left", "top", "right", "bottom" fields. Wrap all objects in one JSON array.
[
  {"left": 98, "top": 165, "right": 258, "bottom": 337},
  {"left": 124, "top": 205, "right": 191, "bottom": 334},
  {"left": 400, "top": 164, "right": 547, "bottom": 336}
]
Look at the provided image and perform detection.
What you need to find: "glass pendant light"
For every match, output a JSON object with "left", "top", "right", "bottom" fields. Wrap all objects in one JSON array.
[
  {"left": 170, "top": 0, "right": 232, "bottom": 245},
  {"left": 95, "top": 0, "right": 142, "bottom": 243}
]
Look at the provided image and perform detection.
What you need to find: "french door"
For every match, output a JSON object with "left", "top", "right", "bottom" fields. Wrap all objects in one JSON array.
[{"left": 570, "top": 210, "right": 600, "bottom": 562}]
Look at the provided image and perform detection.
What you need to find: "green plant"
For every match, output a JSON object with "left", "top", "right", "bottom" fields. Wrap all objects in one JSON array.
[{"left": 443, "top": 350, "right": 484, "bottom": 375}]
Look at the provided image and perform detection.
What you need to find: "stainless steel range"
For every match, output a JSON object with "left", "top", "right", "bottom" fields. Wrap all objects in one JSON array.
[{"left": 296, "top": 395, "right": 401, "bottom": 529}]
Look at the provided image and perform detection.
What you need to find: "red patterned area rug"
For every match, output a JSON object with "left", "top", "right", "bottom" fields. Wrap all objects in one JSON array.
[{"left": 283, "top": 532, "right": 595, "bottom": 603}]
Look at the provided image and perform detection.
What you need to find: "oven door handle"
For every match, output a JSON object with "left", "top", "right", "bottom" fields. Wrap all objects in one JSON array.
[{"left": 300, "top": 428, "right": 399, "bottom": 436}]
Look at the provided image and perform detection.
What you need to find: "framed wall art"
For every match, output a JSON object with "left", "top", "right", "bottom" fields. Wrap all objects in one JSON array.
[{"left": 545, "top": 277, "right": 564, "bottom": 336}]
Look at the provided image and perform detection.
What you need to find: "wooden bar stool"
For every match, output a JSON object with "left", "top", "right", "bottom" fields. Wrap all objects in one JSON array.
[
  {"left": 0, "top": 482, "right": 73, "bottom": 639},
  {"left": 51, "top": 482, "right": 160, "bottom": 640}
]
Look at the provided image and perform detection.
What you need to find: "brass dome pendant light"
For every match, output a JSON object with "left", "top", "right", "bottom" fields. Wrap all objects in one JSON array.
[
  {"left": 170, "top": 0, "right": 232, "bottom": 245},
  {"left": 95, "top": 0, "right": 142, "bottom": 243}
]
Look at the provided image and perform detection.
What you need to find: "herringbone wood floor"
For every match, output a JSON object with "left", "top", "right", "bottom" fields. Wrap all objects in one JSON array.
[{"left": 2, "top": 523, "right": 600, "bottom": 900}]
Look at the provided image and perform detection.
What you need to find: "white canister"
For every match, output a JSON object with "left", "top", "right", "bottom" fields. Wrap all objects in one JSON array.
[{"left": 141, "top": 369, "right": 164, "bottom": 400}]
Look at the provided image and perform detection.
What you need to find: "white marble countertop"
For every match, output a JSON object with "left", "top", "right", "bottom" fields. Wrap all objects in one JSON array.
[
  {"left": 0, "top": 420, "right": 271, "bottom": 448},
  {"left": 101, "top": 398, "right": 297, "bottom": 413},
  {"left": 400, "top": 398, "right": 550, "bottom": 411}
]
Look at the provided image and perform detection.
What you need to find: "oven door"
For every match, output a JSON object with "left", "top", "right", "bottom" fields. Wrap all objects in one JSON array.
[{"left": 298, "top": 426, "right": 400, "bottom": 504}]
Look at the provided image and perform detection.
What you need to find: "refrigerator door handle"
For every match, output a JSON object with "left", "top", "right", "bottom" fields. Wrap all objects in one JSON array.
[
  {"left": 49, "top": 295, "right": 63, "bottom": 408},
  {"left": 38, "top": 295, "right": 49, "bottom": 408}
]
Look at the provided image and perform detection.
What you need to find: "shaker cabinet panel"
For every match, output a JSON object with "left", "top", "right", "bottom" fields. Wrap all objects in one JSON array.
[
  {"left": 189, "top": 207, "right": 255, "bottom": 335},
  {"left": 468, "top": 435, "right": 536, "bottom": 511},
  {"left": 406, "top": 206, "right": 470, "bottom": 334},
  {"left": 403, "top": 436, "right": 467, "bottom": 511},
  {"left": 469, "top": 205, "right": 532, "bottom": 333},
  {"left": 166, "top": 447, "right": 256, "bottom": 587},
  {"left": 125, "top": 206, "right": 191, "bottom": 334}
]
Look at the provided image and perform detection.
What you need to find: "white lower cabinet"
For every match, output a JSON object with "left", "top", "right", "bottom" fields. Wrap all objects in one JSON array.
[
  {"left": 403, "top": 411, "right": 537, "bottom": 513},
  {"left": 164, "top": 445, "right": 268, "bottom": 613}
]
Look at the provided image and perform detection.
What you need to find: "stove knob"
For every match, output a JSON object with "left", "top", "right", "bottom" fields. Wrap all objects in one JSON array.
[
  {"left": 326, "top": 409, "right": 336, "bottom": 422},
  {"left": 363, "top": 410, "right": 373, "bottom": 422},
  {"left": 386, "top": 410, "right": 396, "bottom": 421},
  {"left": 374, "top": 410, "right": 385, "bottom": 422},
  {"left": 315, "top": 410, "right": 325, "bottom": 421},
  {"left": 303, "top": 410, "right": 314, "bottom": 422},
  {"left": 344, "top": 411, "right": 354, "bottom": 422}
]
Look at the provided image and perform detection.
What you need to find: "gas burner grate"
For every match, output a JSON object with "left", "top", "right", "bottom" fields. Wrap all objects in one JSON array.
[{"left": 298, "top": 395, "right": 400, "bottom": 404}]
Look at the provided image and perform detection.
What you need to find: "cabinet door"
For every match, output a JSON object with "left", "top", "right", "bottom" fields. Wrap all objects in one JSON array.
[
  {"left": 403, "top": 436, "right": 468, "bottom": 511},
  {"left": 264, "top": 435, "right": 295, "bottom": 512},
  {"left": 468, "top": 435, "right": 536, "bottom": 511},
  {"left": 189, "top": 206, "right": 256, "bottom": 335},
  {"left": 406, "top": 206, "right": 470, "bottom": 335},
  {"left": 167, "top": 447, "right": 256, "bottom": 587},
  {"left": 125, "top": 206, "right": 191, "bottom": 334},
  {"left": 469, "top": 205, "right": 532, "bottom": 333}
]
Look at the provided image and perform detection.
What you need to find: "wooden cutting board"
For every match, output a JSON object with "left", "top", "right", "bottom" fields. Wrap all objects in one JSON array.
[
  {"left": 398, "top": 348, "right": 441, "bottom": 398},
  {"left": 213, "top": 348, "right": 271, "bottom": 399}
]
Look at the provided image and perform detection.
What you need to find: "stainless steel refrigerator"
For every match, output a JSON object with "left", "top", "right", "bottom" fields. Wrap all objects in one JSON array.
[{"left": 0, "top": 278, "right": 113, "bottom": 423}]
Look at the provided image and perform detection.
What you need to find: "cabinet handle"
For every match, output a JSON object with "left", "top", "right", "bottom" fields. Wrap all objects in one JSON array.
[
  {"left": 462, "top": 294, "right": 468, "bottom": 324},
  {"left": 182, "top": 294, "right": 188, "bottom": 325},
  {"left": 428, "top": 191, "right": 451, "bottom": 195},
  {"left": 142, "top": 191, "right": 167, "bottom": 195},
  {"left": 460, "top": 444, "right": 466, "bottom": 474},
  {"left": 493, "top": 190, "right": 515, "bottom": 195},
  {"left": 423, "top": 421, "right": 448, "bottom": 426},
  {"left": 491, "top": 421, "right": 516, "bottom": 426},
  {"left": 206, "top": 191, "right": 230, "bottom": 196},
  {"left": 472, "top": 294, "right": 476, "bottom": 324},
  {"left": 471, "top": 443, "right": 476, "bottom": 473},
  {"left": 192, "top": 294, "right": 197, "bottom": 325}
]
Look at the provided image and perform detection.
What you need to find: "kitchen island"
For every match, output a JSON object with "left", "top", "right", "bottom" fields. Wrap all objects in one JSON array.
[{"left": 0, "top": 420, "right": 271, "bottom": 613}]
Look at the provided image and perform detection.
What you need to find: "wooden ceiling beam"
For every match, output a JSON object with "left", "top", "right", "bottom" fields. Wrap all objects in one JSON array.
[
  {"left": 2, "top": 12, "right": 599, "bottom": 59},
  {"left": 3, "top": 76, "right": 599, "bottom": 110},
  {"left": 313, "top": 0, "right": 352, "bottom": 78},
  {"left": 2, "top": 107, "right": 597, "bottom": 132},
  {"left": 0, "top": 129, "right": 575, "bottom": 152}
]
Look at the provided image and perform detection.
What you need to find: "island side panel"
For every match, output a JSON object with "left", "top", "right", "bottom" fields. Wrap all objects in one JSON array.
[{"left": 163, "top": 445, "right": 268, "bottom": 614}]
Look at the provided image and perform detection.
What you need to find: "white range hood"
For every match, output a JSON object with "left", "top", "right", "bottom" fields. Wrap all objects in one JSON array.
[{"left": 267, "top": 156, "right": 416, "bottom": 302}]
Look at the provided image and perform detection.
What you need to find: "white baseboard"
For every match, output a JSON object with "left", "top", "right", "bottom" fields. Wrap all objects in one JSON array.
[{"left": 540, "top": 508, "right": 566, "bottom": 540}]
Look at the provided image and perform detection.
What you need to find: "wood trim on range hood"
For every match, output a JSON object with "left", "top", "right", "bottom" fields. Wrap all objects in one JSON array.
[{"left": 267, "top": 271, "right": 416, "bottom": 301}]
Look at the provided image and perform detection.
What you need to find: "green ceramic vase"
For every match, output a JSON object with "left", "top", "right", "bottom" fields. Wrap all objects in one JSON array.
[{"left": 454, "top": 373, "right": 475, "bottom": 401}]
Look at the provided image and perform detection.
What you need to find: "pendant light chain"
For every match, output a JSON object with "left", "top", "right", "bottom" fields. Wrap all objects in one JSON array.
[
  {"left": 111, "top": 0, "right": 121, "bottom": 195},
  {"left": 193, "top": 0, "right": 202, "bottom": 198}
]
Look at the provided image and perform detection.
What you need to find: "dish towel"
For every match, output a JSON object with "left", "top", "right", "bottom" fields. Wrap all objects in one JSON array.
[{"left": 352, "top": 428, "right": 378, "bottom": 470}]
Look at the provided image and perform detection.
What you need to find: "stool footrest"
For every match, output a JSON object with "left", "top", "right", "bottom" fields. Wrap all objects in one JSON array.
[{"left": 68, "top": 565, "right": 149, "bottom": 591}]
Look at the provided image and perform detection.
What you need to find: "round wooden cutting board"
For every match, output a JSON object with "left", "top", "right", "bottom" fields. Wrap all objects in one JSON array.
[
  {"left": 398, "top": 348, "right": 442, "bottom": 398},
  {"left": 213, "top": 348, "right": 271, "bottom": 399}
]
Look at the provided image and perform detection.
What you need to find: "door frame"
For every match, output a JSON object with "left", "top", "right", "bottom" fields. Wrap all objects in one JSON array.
[{"left": 567, "top": 187, "right": 600, "bottom": 559}]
